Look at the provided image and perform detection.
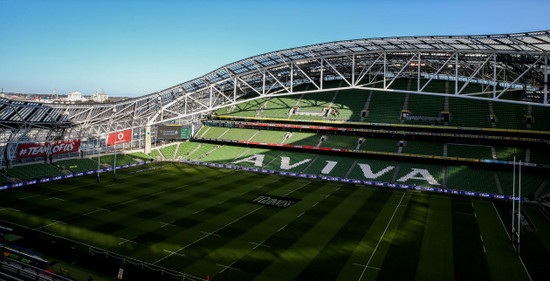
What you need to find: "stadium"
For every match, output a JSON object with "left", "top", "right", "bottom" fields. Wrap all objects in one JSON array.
[{"left": 1, "top": 30, "right": 550, "bottom": 281}]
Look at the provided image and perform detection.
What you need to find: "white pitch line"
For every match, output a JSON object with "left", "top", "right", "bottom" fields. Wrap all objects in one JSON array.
[
  {"left": 357, "top": 192, "right": 406, "bottom": 281},
  {"left": 0, "top": 202, "right": 206, "bottom": 281},
  {"left": 163, "top": 249, "right": 186, "bottom": 258},
  {"left": 249, "top": 240, "right": 270, "bottom": 249},
  {"left": 37, "top": 220, "right": 66, "bottom": 230},
  {"left": 283, "top": 183, "right": 310, "bottom": 196},
  {"left": 174, "top": 185, "right": 188, "bottom": 190},
  {"left": 297, "top": 212, "right": 305, "bottom": 218},
  {"left": 159, "top": 221, "right": 176, "bottom": 228},
  {"left": 118, "top": 237, "right": 137, "bottom": 245},
  {"left": 217, "top": 263, "right": 240, "bottom": 273},
  {"left": 46, "top": 197, "right": 65, "bottom": 201},
  {"left": 0, "top": 208, "right": 20, "bottom": 212},
  {"left": 353, "top": 263, "right": 381, "bottom": 270},
  {"left": 193, "top": 209, "right": 203, "bottom": 215},
  {"left": 80, "top": 209, "right": 105, "bottom": 217},
  {"left": 121, "top": 199, "right": 138, "bottom": 205},
  {"left": 277, "top": 225, "right": 287, "bottom": 232},
  {"left": 201, "top": 231, "right": 220, "bottom": 237},
  {"left": 492, "top": 202, "right": 533, "bottom": 281},
  {"left": 312, "top": 202, "right": 319, "bottom": 207},
  {"left": 154, "top": 206, "right": 264, "bottom": 265}
]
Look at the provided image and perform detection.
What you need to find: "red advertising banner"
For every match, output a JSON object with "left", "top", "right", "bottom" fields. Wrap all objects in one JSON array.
[
  {"left": 16, "top": 139, "right": 81, "bottom": 159},
  {"left": 108, "top": 130, "right": 132, "bottom": 146}
]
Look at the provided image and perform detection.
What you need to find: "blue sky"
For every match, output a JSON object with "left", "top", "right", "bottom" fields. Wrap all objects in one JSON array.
[{"left": 1, "top": 0, "right": 548, "bottom": 97}]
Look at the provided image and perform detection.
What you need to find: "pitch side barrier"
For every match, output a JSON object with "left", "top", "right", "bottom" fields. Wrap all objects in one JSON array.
[
  {"left": 195, "top": 138, "right": 544, "bottom": 170},
  {"left": 210, "top": 115, "right": 550, "bottom": 140},
  {"left": 181, "top": 160, "right": 524, "bottom": 201},
  {"left": 0, "top": 162, "right": 147, "bottom": 191}
]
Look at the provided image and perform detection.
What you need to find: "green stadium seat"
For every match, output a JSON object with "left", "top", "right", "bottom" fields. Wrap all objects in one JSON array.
[
  {"left": 54, "top": 158, "right": 99, "bottom": 173},
  {"left": 6, "top": 163, "right": 64, "bottom": 180}
]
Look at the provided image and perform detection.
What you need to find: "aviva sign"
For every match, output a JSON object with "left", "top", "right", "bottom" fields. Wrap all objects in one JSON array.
[{"left": 232, "top": 154, "right": 440, "bottom": 186}]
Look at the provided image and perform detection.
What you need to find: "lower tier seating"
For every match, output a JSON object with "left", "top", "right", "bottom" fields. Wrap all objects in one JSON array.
[
  {"left": 6, "top": 163, "right": 64, "bottom": 180},
  {"left": 54, "top": 158, "right": 99, "bottom": 173}
]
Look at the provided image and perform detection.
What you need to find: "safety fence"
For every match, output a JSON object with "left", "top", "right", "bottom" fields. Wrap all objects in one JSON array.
[
  {"left": 182, "top": 160, "right": 524, "bottom": 201},
  {"left": 0, "top": 162, "right": 147, "bottom": 191}
]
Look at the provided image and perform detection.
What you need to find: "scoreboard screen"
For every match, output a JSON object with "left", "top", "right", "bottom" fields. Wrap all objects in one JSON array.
[
  {"left": 157, "top": 126, "right": 192, "bottom": 140},
  {"left": 180, "top": 128, "right": 192, "bottom": 139}
]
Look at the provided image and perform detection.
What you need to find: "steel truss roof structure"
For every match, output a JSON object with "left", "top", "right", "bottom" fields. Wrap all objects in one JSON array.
[{"left": 1, "top": 30, "right": 549, "bottom": 145}]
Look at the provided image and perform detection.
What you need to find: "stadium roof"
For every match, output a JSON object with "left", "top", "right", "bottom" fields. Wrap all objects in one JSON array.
[
  {"left": 0, "top": 30, "right": 549, "bottom": 141},
  {"left": 169, "top": 30, "right": 550, "bottom": 93}
]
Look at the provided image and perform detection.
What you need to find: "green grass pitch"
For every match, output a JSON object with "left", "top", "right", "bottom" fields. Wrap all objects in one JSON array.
[{"left": 0, "top": 162, "right": 547, "bottom": 281}]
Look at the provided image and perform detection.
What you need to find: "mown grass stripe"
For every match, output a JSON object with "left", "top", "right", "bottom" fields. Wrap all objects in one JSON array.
[
  {"left": 415, "top": 195, "right": 454, "bottom": 281},
  {"left": 473, "top": 199, "right": 531, "bottom": 281},
  {"left": 375, "top": 192, "right": 429, "bottom": 281},
  {"left": 495, "top": 202, "right": 550, "bottom": 280},
  {"left": 0, "top": 165, "right": 277, "bottom": 257},
  {"left": 451, "top": 197, "right": 491, "bottom": 281},
  {"left": 52, "top": 171, "right": 260, "bottom": 234},
  {"left": 333, "top": 190, "right": 409, "bottom": 281},
  {"left": 176, "top": 182, "right": 333, "bottom": 277},
  {"left": 1, "top": 163, "right": 548, "bottom": 281},
  {"left": 130, "top": 177, "right": 305, "bottom": 260},
  {"left": 208, "top": 184, "right": 352, "bottom": 280},
  {"left": 293, "top": 188, "right": 396, "bottom": 281},
  {"left": 185, "top": 182, "right": 343, "bottom": 280},
  {"left": 254, "top": 187, "right": 380, "bottom": 281},
  {"left": 149, "top": 178, "right": 323, "bottom": 270},
  {"left": 168, "top": 181, "right": 333, "bottom": 276}
]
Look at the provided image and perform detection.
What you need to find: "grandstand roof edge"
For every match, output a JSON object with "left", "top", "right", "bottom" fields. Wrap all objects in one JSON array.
[{"left": 150, "top": 30, "right": 550, "bottom": 96}]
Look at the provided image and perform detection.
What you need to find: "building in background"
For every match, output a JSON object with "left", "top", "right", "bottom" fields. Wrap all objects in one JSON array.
[
  {"left": 91, "top": 92, "right": 108, "bottom": 102},
  {"left": 66, "top": 91, "right": 87, "bottom": 102}
]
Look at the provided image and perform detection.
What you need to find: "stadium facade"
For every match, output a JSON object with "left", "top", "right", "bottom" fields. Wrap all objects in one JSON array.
[
  {"left": 1, "top": 30, "right": 550, "bottom": 281},
  {"left": 0, "top": 30, "right": 549, "bottom": 167}
]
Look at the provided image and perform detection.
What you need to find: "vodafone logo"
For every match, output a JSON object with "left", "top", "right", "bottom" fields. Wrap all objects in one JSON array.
[{"left": 108, "top": 130, "right": 132, "bottom": 146}]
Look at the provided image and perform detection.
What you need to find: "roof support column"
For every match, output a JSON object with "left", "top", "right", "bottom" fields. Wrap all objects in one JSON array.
[
  {"left": 383, "top": 53, "right": 387, "bottom": 89},
  {"left": 417, "top": 52, "right": 421, "bottom": 92},
  {"left": 262, "top": 71, "right": 266, "bottom": 96},
  {"left": 493, "top": 54, "right": 497, "bottom": 99},
  {"left": 545, "top": 56, "right": 548, "bottom": 104},
  {"left": 209, "top": 87, "right": 213, "bottom": 109},
  {"left": 352, "top": 55, "right": 356, "bottom": 86},
  {"left": 455, "top": 52, "right": 459, "bottom": 95},
  {"left": 290, "top": 62, "right": 294, "bottom": 93},
  {"left": 233, "top": 78, "right": 237, "bottom": 102},
  {"left": 320, "top": 58, "right": 324, "bottom": 89}
]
